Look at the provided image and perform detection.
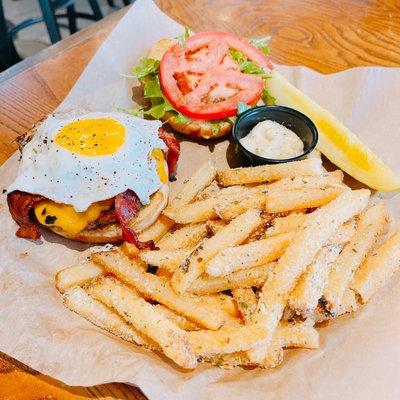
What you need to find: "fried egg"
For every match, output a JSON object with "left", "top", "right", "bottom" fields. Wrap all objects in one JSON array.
[{"left": 8, "top": 111, "right": 168, "bottom": 218}]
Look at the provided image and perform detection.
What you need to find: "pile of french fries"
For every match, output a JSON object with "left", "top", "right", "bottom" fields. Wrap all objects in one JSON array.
[{"left": 56, "top": 158, "right": 400, "bottom": 369}]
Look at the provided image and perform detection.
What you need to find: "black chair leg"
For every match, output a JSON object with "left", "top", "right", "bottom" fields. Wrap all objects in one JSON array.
[
  {"left": 66, "top": 4, "right": 77, "bottom": 34},
  {"left": 38, "top": 0, "right": 62, "bottom": 43},
  {"left": 0, "top": 0, "right": 20, "bottom": 69},
  {"left": 87, "top": 0, "right": 103, "bottom": 21},
  {"left": 107, "top": 0, "right": 132, "bottom": 7}
]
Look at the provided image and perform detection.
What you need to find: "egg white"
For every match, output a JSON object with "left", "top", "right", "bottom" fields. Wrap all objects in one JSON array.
[{"left": 8, "top": 111, "right": 168, "bottom": 212}]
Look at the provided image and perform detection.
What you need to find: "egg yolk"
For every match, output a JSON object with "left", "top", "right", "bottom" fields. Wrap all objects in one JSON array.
[
  {"left": 151, "top": 148, "right": 168, "bottom": 184},
  {"left": 34, "top": 199, "right": 113, "bottom": 235},
  {"left": 55, "top": 118, "right": 126, "bottom": 156}
]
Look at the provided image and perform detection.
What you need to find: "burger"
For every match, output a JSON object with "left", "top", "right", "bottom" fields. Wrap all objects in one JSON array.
[
  {"left": 6, "top": 111, "right": 179, "bottom": 248},
  {"left": 129, "top": 30, "right": 274, "bottom": 139}
]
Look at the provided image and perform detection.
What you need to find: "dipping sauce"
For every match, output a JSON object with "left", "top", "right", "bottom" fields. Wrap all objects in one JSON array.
[{"left": 239, "top": 120, "right": 304, "bottom": 159}]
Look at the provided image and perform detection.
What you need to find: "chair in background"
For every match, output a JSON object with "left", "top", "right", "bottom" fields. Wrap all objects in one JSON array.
[
  {"left": 31, "top": 0, "right": 103, "bottom": 44},
  {"left": 107, "top": 0, "right": 132, "bottom": 7},
  {"left": 0, "top": 0, "right": 20, "bottom": 69},
  {"left": 0, "top": 0, "right": 104, "bottom": 71}
]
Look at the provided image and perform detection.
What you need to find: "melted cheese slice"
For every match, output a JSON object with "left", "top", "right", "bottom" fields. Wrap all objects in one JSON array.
[
  {"left": 34, "top": 199, "right": 113, "bottom": 235},
  {"left": 151, "top": 148, "right": 168, "bottom": 184}
]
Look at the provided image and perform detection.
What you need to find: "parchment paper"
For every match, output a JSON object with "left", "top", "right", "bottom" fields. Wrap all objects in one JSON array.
[{"left": 1, "top": 1, "right": 400, "bottom": 399}]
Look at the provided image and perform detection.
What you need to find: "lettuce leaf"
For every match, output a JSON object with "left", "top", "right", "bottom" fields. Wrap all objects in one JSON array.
[
  {"left": 174, "top": 113, "right": 190, "bottom": 124},
  {"left": 142, "top": 75, "right": 176, "bottom": 119},
  {"left": 229, "top": 44, "right": 276, "bottom": 108},
  {"left": 143, "top": 76, "right": 164, "bottom": 98},
  {"left": 261, "top": 87, "right": 276, "bottom": 105},
  {"left": 210, "top": 122, "right": 221, "bottom": 134},
  {"left": 135, "top": 72, "right": 187, "bottom": 121},
  {"left": 128, "top": 57, "right": 160, "bottom": 79},
  {"left": 175, "top": 26, "right": 190, "bottom": 47},
  {"left": 113, "top": 103, "right": 145, "bottom": 118},
  {"left": 228, "top": 49, "right": 269, "bottom": 78},
  {"left": 248, "top": 36, "right": 271, "bottom": 56},
  {"left": 146, "top": 100, "right": 174, "bottom": 119}
]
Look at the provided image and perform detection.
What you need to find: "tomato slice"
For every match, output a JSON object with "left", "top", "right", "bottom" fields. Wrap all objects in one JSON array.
[{"left": 159, "top": 31, "right": 274, "bottom": 120}]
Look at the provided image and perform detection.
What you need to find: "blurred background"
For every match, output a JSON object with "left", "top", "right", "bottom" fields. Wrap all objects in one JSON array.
[{"left": 0, "top": 0, "right": 133, "bottom": 71}]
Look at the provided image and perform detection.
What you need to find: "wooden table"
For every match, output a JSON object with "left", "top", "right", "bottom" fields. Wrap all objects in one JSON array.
[{"left": 0, "top": 0, "right": 399, "bottom": 398}]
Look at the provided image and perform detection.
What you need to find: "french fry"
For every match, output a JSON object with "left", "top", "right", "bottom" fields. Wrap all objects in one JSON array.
[
  {"left": 232, "top": 288, "right": 258, "bottom": 323},
  {"left": 215, "top": 192, "right": 266, "bottom": 221},
  {"left": 350, "top": 230, "right": 400, "bottom": 303},
  {"left": 195, "top": 180, "right": 221, "bottom": 201},
  {"left": 206, "top": 220, "right": 227, "bottom": 235},
  {"left": 206, "top": 320, "right": 318, "bottom": 368},
  {"left": 120, "top": 242, "right": 140, "bottom": 258},
  {"left": 322, "top": 202, "right": 389, "bottom": 315},
  {"left": 63, "top": 286, "right": 157, "bottom": 349},
  {"left": 249, "top": 189, "right": 370, "bottom": 364},
  {"left": 265, "top": 186, "right": 345, "bottom": 213},
  {"left": 331, "top": 219, "right": 356, "bottom": 245},
  {"left": 192, "top": 295, "right": 242, "bottom": 329},
  {"left": 92, "top": 250, "right": 226, "bottom": 330},
  {"left": 205, "top": 232, "right": 294, "bottom": 277},
  {"left": 138, "top": 215, "right": 174, "bottom": 243},
  {"left": 164, "top": 185, "right": 252, "bottom": 224},
  {"left": 89, "top": 276, "right": 197, "bottom": 369},
  {"left": 265, "top": 213, "right": 307, "bottom": 237},
  {"left": 244, "top": 218, "right": 273, "bottom": 244},
  {"left": 88, "top": 275, "right": 141, "bottom": 298},
  {"left": 278, "top": 320, "right": 319, "bottom": 349},
  {"left": 157, "top": 223, "right": 208, "bottom": 250},
  {"left": 164, "top": 160, "right": 216, "bottom": 213},
  {"left": 198, "top": 293, "right": 240, "bottom": 318},
  {"left": 315, "top": 288, "right": 359, "bottom": 323},
  {"left": 154, "top": 304, "right": 200, "bottom": 331},
  {"left": 257, "top": 320, "right": 320, "bottom": 368},
  {"left": 171, "top": 208, "right": 264, "bottom": 294},
  {"left": 338, "top": 288, "right": 360, "bottom": 315},
  {"left": 156, "top": 267, "right": 173, "bottom": 280},
  {"left": 55, "top": 261, "right": 103, "bottom": 294},
  {"left": 188, "top": 324, "right": 266, "bottom": 357},
  {"left": 205, "top": 351, "right": 253, "bottom": 368},
  {"left": 139, "top": 248, "right": 192, "bottom": 273},
  {"left": 189, "top": 264, "right": 275, "bottom": 295},
  {"left": 164, "top": 197, "right": 218, "bottom": 224},
  {"left": 268, "top": 211, "right": 354, "bottom": 243},
  {"left": 264, "top": 171, "right": 345, "bottom": 193},
  {"left": 263, "top": 333, "right": 284, "bottom": 368},
  {"left": 289, "top": 244, "right": 341, "bottom": 315},
  {"left": 217, "top": 158, "right": 324, "bottom": 186}
]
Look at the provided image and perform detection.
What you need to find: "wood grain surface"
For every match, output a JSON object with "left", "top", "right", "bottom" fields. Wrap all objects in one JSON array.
[{"left": 0, "top": 0, "right": 399, "bottom": 398}]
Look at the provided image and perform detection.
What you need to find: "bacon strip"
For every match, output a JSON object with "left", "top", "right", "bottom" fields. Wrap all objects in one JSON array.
[
  {"left": 158, "top": 128, "right": 180, "bottom": 176},
  {"left": 7, "top": 191, "right": 44, "bottom": 240},
  {"left": 115, "top": 190, "right": 156, "bottom": 250}
]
